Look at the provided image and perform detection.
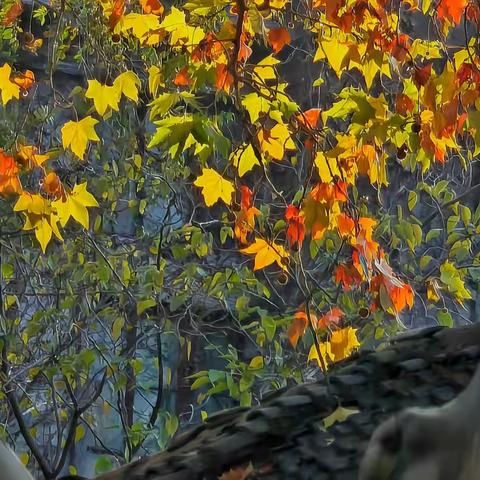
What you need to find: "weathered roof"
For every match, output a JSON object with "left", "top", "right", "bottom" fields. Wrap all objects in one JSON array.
[{"left": 96, "top": 324, "right": 480, "bottom": 480}]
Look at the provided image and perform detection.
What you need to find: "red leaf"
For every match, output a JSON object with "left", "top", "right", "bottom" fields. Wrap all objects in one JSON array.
[
  {"left": 413, "top": 63, "right": 432, "bottom": 88},
  {"left": 2, "top": 1, "right": 23, "bottom": 26},
  {"left": 285, "top": 204, "right": 305, "bottom": 248},
  {"left": 268, "top": 27, "right": 291, "bottom": 53}
]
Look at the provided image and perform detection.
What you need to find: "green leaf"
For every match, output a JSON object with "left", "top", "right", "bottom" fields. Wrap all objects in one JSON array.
[{"left": 408, "top": 191, "right": 418, "bottom": 211}]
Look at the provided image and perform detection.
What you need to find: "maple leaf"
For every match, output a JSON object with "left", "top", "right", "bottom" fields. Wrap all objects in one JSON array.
[
  {"left": 230, "top": 143, "right": 261, "bottom": 177},
  {"left": 53, "top": 182, "right": 99, "bottom": 229},
  {"left": 61, "top": 116, "right": 100, "bottom": 160},
  {"left": 329, "top": 326, "right": 360, "bottom": 362},
  {"left": 437, "top": 0, "right": 467, "bottom": 24},
  {"left": 234, "top": 206, "right": 260, "bottom": 244},
  {"left": 41, "top": 172, "right": 65, "bottom": 200},
  {"left": 85, "top": 80, "right": 121, "bottom": 117},
  {"left": 268, "top": 27, "right": 291, "bottom": 54},
  {"left": 173, "top": 66, "right": 191, "bottom": 87},
  {"left": 194, "top": 168, "right": 234, "bottom": 206},
  {"left": 317, "top": 307, "right": 343, "bottom": 330},
  {"left": 0, "top": 149, "right": 21, "bottom": 195},
  {"left": 240, "top": 238, "right": 289, "bottom": 271},
  {"left": 287, "top": 310, "right": 318, "bottom": 348},
  {"left": 109, "top": 0, "right": 125, "bottom": 29},
  {"left": 12, "top": 69, "right": 34, "bottom": 91},
  {"left": 297, "top": 108, "right": 321, "bottom": 129},
  {"left": 215, "top": 64, "right": 233, "bottom": 93},
  {"left": 0, "top": 63, "right": 20, "bottom": 105},
  {"left": 140, "top": 0, "right": 164, "bottom": 15},
  {"left": 16, "top": 145, "right": 49, "bottom": 168},
  {"left": 258, "top": 123, "right": 295, "bottom": 161},
  {"left": 285, "top": 204, "right": 305, "bottom": 248},
  {"left": 335, "top": 263, "right": 363, "bottom": 291},
  {"left": 14, "top": 193, "right": 63, "bottom": 252},
  {"left": 113, "top": 71, "right": 141, "bottom": 102},
  {"left": 2, "top": 1, "right": 23, "bottom": 26}
]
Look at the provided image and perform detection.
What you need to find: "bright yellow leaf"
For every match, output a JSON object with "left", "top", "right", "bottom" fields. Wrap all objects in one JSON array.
[
  {"left": 0, "top": 63, "right": 20, "bottom": 105},
  {"left": 53, "top": 182, "right": 99, "bottom": 229},
  {"left": 258, "top": 122, "right": 295, "bottom": 161},
  {"left": 230, "top": 143, "right": 261, "bottom": 177},
  {"left": 61, "top": 117, "right": 100, "bottom": 160},
  {"left": 329, "top": 327, "right": 360, "bottom": 361},
  {"left": 17, "top": 145, "right": 49, "bottom": 168},
  {"left": 240, "top": 237, "right": 289, "bottom": 271},
  {"left": 253, "top": 55, "right": 280, "bottom": 82},
  {"left": 117, "top": 13, "right": 161, "bottom": 41},
  {"left": 148, "top": 65, "right": 164, "bottom": 97},
  {"left": 315, "top": 152, "right": 341, "bottom": 182},
  {"left": 314, "top": 36, "right": 350, "bottom": 75},
  {"left": 113, "top": 71, "right": 141, "bottom": 102},
  {"left": 193, "top": 168, "right": 234, "bottom": 206},
  {"left": 85, "top": 80, "right": 121, "bottom": 116}
]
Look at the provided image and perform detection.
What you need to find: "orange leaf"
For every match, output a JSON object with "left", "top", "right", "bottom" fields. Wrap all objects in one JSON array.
[
  {"left": 240, "top": 185, "right": 253, "bottom": 210},
  {"left": 173, "top": 66, "right": 190, "bottom": 86},
  {"left": 337, "top": 213, "right": 355, "bottom": 238},
  {"left": 318, "top": 307, "right": 343, "bottom": 329},
  {"left": 0, "top": 149, "right": 22, "bottom": 195},
  {"left": 41, "top": 172, "right": 66, "bottom": 200},
  {"left": 219, "top": 463, "right": 254, "bottom": 480},
  {"left": 109, "top": 0, "right": 125, "bottom": 29},
  {"left": 12, "top": 69, "right": 35, "bottom": 91},
  {"left": 268, "top": 27, "right": 291, "bottom": 53},
  {"left": 215, "top": 64, "right": 233, "bottom": 93},
  {"left": 2, "top": 1, "right": 23, "bottom": 26},
  {"left": 234, "top": 205, "right": 260, "bottom": 244},
  {"left": 437, "top": 0, "right": 467, "bottom": 23},
  {"left": 287, "top": 310, "right": 318, "bottom": 347},
  {"left": 140, "top": 0, "right": 164, "bottom": 15},
  {"left": 297, "top": 108, "right": 321, "bottom": 129}
]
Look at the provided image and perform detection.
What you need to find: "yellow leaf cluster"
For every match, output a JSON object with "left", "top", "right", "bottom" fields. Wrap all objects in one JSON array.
[
  {"left": 14, "top": 182, "right": 99, "bottom": 252},
  {"left": 85, "top": 71, "right": 141, "bottom": 117}
]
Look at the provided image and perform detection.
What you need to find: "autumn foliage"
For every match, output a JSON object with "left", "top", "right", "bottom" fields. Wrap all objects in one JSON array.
[{"left": 1, "top": 0, "right": 480, "bottom": 469}]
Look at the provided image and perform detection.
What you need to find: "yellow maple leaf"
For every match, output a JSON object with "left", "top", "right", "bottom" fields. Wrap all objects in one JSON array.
[
  {"left": 17, "top": 145, "right": 49, "bottom": 168},
  {"left": 308, "top": 327, "right": 360, "bottom": 370},
  {"left": 193, "top": 168, "right": 234, "bottom": 206},
  {"left": 117, "top": 12, "right": 161, "bottom": 41},
  {"left": 329, "top": 326, "right": 360, "bottom": 361},
  {"left": 315, "top": 152, "right": 342, "bottom": 183},
  {"left": 113, "top": 71, "right": 141, "bottom": 102},
  {"left": 61, "top": 116, "right": 100, "bottom": 160},
  {"left": 230, "top": 143, "right": 261, "bottom": 177},
  {"left": 240, "top": 237, "right": 289, "bottom": 271},
  {"left": 148, "top": 65, "right": 164, "bottom": 97},
  {"left": 159, "top": 7, "right": 204, "bottom": 48},
  {"left": 14, "top": 193, "right": 63, "bottom": 252},
  {"left": 85, "top": 80, "right": 121, "bottom": 117},
  {"left": 258, "top": 122, "right": 295, "bottom": 161},
  {"left": 53, "top": 182, "right": 99, "bottom": 229},
  {"left": 253, "top": 55, "right": 280, "bottom": 82},
  {"left": 0, "top": 63, "right": 20, "bottom": 105}
]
